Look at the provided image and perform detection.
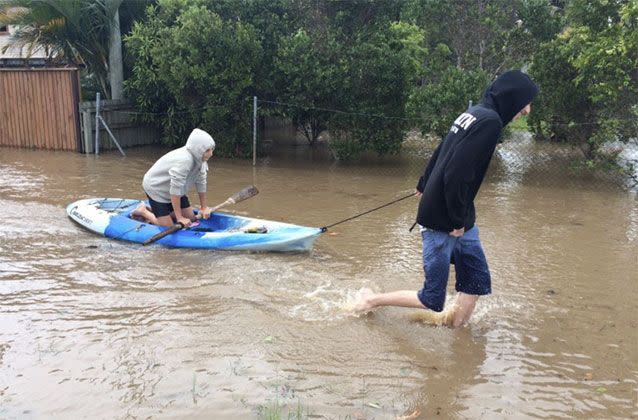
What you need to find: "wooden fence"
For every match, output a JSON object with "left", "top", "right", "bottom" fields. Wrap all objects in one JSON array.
[{"left": 0, "top": 68, "right": 81, "bottom": 151}]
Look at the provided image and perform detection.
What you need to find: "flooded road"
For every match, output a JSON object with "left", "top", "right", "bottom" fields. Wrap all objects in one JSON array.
[{"left": 0, "top": 143, "right": 636, "bottom": 419}]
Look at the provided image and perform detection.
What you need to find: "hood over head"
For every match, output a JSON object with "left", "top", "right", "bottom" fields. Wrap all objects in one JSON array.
[
  {"left": 185, "top": 128, "right": 215, "bottom": 160},
  {"left": 482, "top": 70, "right": 539, "bottom": 126}
]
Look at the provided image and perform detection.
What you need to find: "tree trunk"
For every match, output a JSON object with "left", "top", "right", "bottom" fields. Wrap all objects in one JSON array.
[{"left": 108, "top": 1, "right": 124, "bottom": 100}]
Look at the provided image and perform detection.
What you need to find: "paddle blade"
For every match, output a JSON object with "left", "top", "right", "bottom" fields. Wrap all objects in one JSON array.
[
  {"left": 229, "top": 185, "right": 259, "bottom": 204},
  {"left": 143, "top": 223, "right": 183, "bottom": 246}
]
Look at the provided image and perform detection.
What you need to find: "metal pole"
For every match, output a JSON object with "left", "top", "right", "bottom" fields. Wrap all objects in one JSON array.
[
  {"left": 95, "top": 92, "right": 101, "bottom": 155},
  {"left": 99, "top": 116, "right": 126, "bottom": 156},
  {"left": 252, "top": 96, "right": 257, "bottom": 166}
]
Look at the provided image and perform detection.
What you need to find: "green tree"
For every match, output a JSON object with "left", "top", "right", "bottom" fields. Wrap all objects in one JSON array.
[
  {"left": 273, "top": 28, "right": 343, "bottom": 145},
  {"left": 402, "top": 0, "right": 529, "bottom": 78},
  {"left": 270, "top": 1, "right": 426, "bottom": 159},
  {"left": 402, "top": 0, "right": 556, "bottom": 140},
  {"left": 197, "top": 0, "right": 296, "bottom": 100},
  {"left": 407, "top": 63, "right": 489, "bottom": 139},
  {"left": 506, "top": 0, "right": 563, "bottom": 60},
  {"left": 529, "top": 0, "right": 638, "bottom": 169},
  {"left": 328, "top": 21, "right": 427, "bottom": 159},
  {"left": 125, "top": 0, "right": 262, "bottom": 156}
]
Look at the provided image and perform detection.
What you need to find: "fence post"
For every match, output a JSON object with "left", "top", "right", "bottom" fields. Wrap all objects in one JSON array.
[
  {"left": 95, "top": 92, "right": 101, "bottom": 155},
  {"left": 82, "top": 108, "right": 92, "bottom": 153},
  {"left": 253, "top": 96, "right": 257, "bottom": 166}
]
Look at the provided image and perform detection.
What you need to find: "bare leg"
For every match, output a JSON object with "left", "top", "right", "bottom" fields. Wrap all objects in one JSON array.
[
  {"left": 449, "top": 292, "right": 478, "bottom": 328},
  {"left": 156, "top": 215, "right": 174, "bottom": 227},
  {"left": 169, "top": 207, "right": 197, "bottom": 222},
  {"left": 353, "top": 288, "right": 425, "bottom": 312},
  {"left": 354, "top": 288, "right": 479, "bottom": 328}
]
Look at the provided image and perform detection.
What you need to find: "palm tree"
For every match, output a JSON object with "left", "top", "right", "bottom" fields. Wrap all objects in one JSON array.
[
  {"left": 106, "top": 0, "right": 123, "bottom": 100},
  {"left": 0, "top": 0, "right": 147, "bottom": 99}
]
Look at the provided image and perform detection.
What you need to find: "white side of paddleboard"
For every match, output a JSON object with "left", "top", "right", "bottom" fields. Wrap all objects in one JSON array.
[{"left": 66, "top": 199, "right": 113, "bottom": 235}]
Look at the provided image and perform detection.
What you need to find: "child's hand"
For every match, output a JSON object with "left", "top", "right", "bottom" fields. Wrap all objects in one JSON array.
[
  {"left": 199, "top": 207, "right": 212, "bottom": 219},
  {"left": 449, "top": 227, "right": 465, "bottom": 237}
]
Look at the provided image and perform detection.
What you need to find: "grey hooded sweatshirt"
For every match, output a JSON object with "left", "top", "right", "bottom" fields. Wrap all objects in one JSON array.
[{"left": 142, "top": 128, "right": 216, "bottom": 203}]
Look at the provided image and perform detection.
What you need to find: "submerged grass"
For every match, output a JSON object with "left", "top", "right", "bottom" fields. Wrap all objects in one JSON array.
[{"left": 257, "top": 399, "right": 308, "bottom": 420}]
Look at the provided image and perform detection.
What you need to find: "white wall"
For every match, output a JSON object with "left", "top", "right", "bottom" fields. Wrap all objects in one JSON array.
[{"left": 0, "top": 25, "right": 47, "bottom": 59}]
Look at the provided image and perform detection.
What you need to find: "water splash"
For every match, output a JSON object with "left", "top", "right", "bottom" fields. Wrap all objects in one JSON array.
[{"left": 288, "top": 284, "right": 371, "bottom": 322}]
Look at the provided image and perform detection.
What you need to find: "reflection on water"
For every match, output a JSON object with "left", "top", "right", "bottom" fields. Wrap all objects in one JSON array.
[{"left": 0, "top": 145, "right": 636, "bottom": 418}]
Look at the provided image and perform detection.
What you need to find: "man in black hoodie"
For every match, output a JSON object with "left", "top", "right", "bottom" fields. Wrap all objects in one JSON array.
[{"left": 354, "top": 70, "right": 539, "bottom": 327}]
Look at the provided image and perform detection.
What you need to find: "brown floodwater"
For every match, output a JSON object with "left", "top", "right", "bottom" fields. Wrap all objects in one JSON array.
[{"left": 0, "top": 139, "right": 636, "bottom": 419}]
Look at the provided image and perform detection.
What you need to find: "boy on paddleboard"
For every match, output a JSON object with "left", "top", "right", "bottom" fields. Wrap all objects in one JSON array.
[{"left": 133, "top": 128, "right": 216, "bottom": 227}]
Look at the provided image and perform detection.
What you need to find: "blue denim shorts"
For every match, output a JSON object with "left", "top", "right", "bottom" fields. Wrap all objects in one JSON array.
[{"left": 417, "top": 226, "right": 491, "bottom": 312}]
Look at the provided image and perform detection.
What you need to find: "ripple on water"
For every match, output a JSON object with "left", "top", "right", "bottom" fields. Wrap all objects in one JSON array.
[{"left": 1, "top": 149, "right": 637, "bottom": 418}]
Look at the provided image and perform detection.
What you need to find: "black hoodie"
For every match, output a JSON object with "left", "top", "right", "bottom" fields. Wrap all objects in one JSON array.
[{"left": 415, "top": 70, "right": 539, "bottom": 232}]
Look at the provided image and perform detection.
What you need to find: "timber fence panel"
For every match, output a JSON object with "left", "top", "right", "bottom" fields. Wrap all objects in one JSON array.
[
  {"left": 0, "top": 68, "right": 79, "bottom": 151},
  {"left": 0, "top": 68, "right": 161, "bottom": 153}
]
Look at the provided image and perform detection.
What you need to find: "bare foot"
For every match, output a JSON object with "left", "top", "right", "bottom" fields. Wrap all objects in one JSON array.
[
  {"left": 353, "top": 287, "right": 375, "bottom": 313},
  {"left": 407, "top": 307, "right": 455, "bottom": 327},
  {"left": 131, "top": 203, "right": 146, "bottom": 219},
  {"left": 131, "top": 203, "right": 156, "bottom": 224}
]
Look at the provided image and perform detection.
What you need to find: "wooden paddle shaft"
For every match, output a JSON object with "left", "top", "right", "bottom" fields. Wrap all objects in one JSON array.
[
  {"left": 196, "top": 199, "right": 231, "bottom": 220},
  {"left": 210, "top": 198, "right": 233, "bottom": 212},
  {"left": 198, "top": 186, "right": 258, "bottom": 218},
  {"left": 142, "top": 223, "right": 183, "bottom": 245}
]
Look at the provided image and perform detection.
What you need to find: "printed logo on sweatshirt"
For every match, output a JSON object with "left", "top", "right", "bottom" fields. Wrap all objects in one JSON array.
[{"left": 449, "top": 112, "right": 477, "bottom": 134}]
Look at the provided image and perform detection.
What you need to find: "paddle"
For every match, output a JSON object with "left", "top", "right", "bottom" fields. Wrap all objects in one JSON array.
[
  {"left": 200, "top": 185, "right": 259, "bottom": 216},
  {"left": 142, "top": 185, "right": 259, "bottom": 246}
]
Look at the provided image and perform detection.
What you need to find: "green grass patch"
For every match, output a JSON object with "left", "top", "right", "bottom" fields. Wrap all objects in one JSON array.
[{"left": 508, "top": 115, "right": 529, "bottom": 131}]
